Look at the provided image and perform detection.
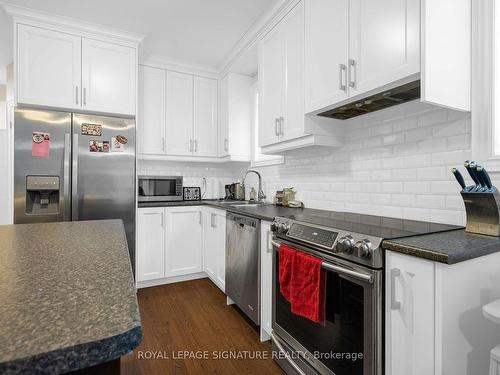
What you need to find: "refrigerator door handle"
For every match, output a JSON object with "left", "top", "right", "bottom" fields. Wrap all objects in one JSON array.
[
  {"left": 71, "top": 134, "right": 79, "bottom": 221},
  {"left": 63, "top": 133, "right": 71, "bottom": 221}
]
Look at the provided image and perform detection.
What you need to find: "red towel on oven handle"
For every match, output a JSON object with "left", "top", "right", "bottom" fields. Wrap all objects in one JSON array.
[
  {"left": 278, "top": 244, "right": 296, "bottom": 302},
  {"left": 290, "top": 251, "right": 326, "bottom": 323}
]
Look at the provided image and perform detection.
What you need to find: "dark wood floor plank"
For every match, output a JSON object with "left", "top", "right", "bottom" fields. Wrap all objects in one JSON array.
[{"left": 121, "top": 278, "right": 284, "bottom": 375}]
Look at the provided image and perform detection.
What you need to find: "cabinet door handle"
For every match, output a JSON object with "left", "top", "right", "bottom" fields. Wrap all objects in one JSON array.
[
  {"left": 339, "top": 64, "right": 347, "bottom": 92},
  {"left": 161, "top": 137, "right": 165, "bottom": 152},
  {"left": 348, "top": 59, "right": 357, "bottom": 88},
  {"left": 199, "top": 211, "right": 202, "bottom": 225},
  {"left": 75, "top": 86, "right": 79, "bottom": 105},
  {"left": 161, "top": 211, "right": 164, "bottom": 227},
  {"left": 279, "top": 117, "right": 284, "bottom": 136},
  {"left": 224, "top": 138, "right": 229, "bottom": 152},
  {"left": 83, "top": 88, "right": 87, "bottom": 105},
  {"left": 390, "top": 268, "right": 401, "bottom": 310},
  {"left": 194, "top": 140, "right": 198, "bottom": 153},
  {"left": 211, "top": 213, "right": 217, "bottom": 228},
  {"left": 275, "top": 118, "right": 279, "bottom": 136},
  {"left": 267, "top": 230, "right": 272, "bottom": 253}
]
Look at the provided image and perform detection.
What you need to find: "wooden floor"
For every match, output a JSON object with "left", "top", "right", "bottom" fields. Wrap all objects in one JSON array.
[{"left": 121, "top": 278, "right": 284, "bottom": 375}]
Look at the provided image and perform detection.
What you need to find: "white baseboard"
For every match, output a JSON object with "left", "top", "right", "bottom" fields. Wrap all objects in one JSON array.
[{"left": 137, "top": 272, "right": 208, "bottom": 289}]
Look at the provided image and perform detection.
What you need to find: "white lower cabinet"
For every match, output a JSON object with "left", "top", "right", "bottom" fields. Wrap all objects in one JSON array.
[
  {"left": 385, "top": 251, "right": 435, "bottom": 375},
  {"left": 165, "top": 206, "right": 203, "bottom": 277},
  {"left": 137, "top": 206, "right": 227, "bottom": 291},
  {"left": 385, "top": 250, "right": 500, "bottom": 375},
  {"left": 260, "top": 220, "right": 273, "bottom": 341},
  {"left": 137, "top": 207, "right": 165, "bottom": 282},
  {"left": 202, "top": 208, "right": 226, "bottom": 292}
]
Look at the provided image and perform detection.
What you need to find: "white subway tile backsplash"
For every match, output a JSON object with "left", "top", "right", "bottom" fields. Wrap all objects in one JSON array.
[
  {"left": 418, "top": 110, "right": 448, "bottom": 128},
  {"left": 405, "top": 127, "right": 433, "bottom": 142},
  {"left": 255, "top": 103, "right": 471, "bottom": 226},
  {"left": 138, "top": 103, "right": 471, "bottom": 226}
]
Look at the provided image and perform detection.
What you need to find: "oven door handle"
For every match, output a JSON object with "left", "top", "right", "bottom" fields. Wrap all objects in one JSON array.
[
  {"left": 272, "top": 240, "right": 374, "bottom": 284},
  {"left": 271, "top": 332, "right": 307, "bottom": 375}
]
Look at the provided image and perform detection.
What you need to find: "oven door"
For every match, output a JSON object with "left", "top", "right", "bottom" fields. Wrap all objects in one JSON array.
[
  {"left": 138, "top": 176, "right": 182, "bottom": 201},
  {"left": 271, "top": 238, "right": 382, "bottom": 375}
]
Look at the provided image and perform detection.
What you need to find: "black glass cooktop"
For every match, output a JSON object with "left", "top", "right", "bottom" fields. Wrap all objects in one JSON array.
[{"left": 281, "top": 211, "right": 463, "bottom": 239}]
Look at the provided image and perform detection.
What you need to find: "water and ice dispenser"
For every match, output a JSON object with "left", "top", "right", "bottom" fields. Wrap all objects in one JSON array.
[{"left": 25, "top": 176, "right": 60, "bottom": 215}]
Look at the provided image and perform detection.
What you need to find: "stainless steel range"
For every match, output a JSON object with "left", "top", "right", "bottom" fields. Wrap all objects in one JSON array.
[{"left": 270, "top": 212, "right": 460, "bottom": 375}]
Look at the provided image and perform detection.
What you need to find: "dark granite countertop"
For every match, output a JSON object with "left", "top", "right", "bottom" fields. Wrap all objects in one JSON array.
[
  {"left": 382, "top": 229, "right": 500, "bottom": 264},
  {"left": 138, "top": 199, "right": 311, "bottom": 221},
  {"left": 0, "top": 220, "right": 142, "bottom": 374},
  {"left": 139, "top": 201, "right": 500, "bottom": 264}
]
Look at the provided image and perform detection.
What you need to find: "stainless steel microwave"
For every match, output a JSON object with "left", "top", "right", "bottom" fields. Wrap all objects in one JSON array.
[{"left": 138, "top": 176, "right": 183, "bottom": 202}]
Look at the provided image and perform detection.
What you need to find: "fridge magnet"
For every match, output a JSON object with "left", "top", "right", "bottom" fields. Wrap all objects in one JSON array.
[
  {"left": 32, "top": 132, "right": 50, "bottom": 157},
  {"left": 89, "top": 140, "right": 110, "bottom": 153},
  {"left": 111, "top": 135, "right": 127, "bottom": 152},
  {"left": 81, "top": 123, "right": 102, "bottom": 136}
]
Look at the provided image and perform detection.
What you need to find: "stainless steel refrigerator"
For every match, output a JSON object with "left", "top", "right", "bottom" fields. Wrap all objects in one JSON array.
[{"left": 14, "top": 108, "right": 136, "bottom": 271}]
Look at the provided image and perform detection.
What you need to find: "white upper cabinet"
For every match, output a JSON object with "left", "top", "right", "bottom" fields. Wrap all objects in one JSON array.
[
  {"left": 282, "top": 1, "right": 305, "bottom": 142},
  {"left": 15, "top": 22, "right": 138, "bottom": 116},
  {"left": 165, "top": 71, "right": 194, "bottom": 156},
  {"left": 17, "top": 24, "right": 82, "bottom": 110},
  {"left": 305, "top": 0, "right": 349, "bottom": 113},
  {"left": 165, "top": 206, "right": 203, "bottom": 277},
  {"left": 138, "top": 66, "right": 221, "bottom": 160},
  {"left": 304, "top": 0, "right": 470, "bottom": 113},
  {"left": 138, "top": 65, "right": 166, "bottom": 154},
  {"left": 259, "top": 19, "right": 285, "bottom": 147},
  {"left": 421, "top": 0, "right": 471, "bottom": 111},
  {"left": 348, "top": 0, "right": 420, "bottom": 96},
  {"left": 81, "top": 38, "right": 136, "bottom": 116},
  {"left": 194, "top": 77, "right": 218, "bottom": 157},
  {"left": 218, "top": 73, "right": 252, "bottom": 160}
]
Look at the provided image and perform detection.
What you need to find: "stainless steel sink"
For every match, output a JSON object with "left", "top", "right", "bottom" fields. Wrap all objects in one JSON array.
[{"left": 217, "top": 201, "right": 266, "bottom": 207}]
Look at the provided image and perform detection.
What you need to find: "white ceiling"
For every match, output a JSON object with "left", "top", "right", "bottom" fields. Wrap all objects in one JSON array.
[{"left": 1, "top": 0, "right": 280, "bottom": 71}]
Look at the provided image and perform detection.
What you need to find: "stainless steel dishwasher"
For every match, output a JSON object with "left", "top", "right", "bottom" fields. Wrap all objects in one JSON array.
[{"left": 226, "top": 212, "right": 260, "bottom": 325}]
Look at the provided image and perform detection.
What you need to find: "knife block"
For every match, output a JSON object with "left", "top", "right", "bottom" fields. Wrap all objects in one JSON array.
[{"left": 461, "top": 188, "right": 500, "bottom": 236}]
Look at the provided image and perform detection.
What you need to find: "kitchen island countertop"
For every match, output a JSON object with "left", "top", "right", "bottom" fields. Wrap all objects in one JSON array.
[{"left": 0, "top": 220, "right": 141, "bottom": 374}]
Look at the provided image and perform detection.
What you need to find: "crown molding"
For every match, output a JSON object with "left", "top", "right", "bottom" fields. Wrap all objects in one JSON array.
[
  {"left": 217, "top": 0, "right": 300, "bottom": 76},
  {"left": 0, "top": 2, "right": 145, "bottom": 46},
  {"left": 140, "top": 55, "right": 219, "bottom": 79}
]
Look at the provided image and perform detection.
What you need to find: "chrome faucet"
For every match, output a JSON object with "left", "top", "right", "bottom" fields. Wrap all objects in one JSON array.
[{"left": 242, "top": 170, "right": 266, "bottom": 202}]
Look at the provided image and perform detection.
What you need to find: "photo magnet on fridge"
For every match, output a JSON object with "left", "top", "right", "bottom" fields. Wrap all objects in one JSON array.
[
  {"left": 32, "top": 132, "right": 50, "bottom": 157},
  {"left": 111, "top": 135, "right": 127, "bottom": 152},
  {"left": 81, "top": 123, "right": 103, "bottom": 136},
  {"left": 89, "top": 140, "right": 110, "bottom": 153}
]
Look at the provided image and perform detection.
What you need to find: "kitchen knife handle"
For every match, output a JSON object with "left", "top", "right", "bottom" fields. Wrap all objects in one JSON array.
[
  {"left": 451, "top": 168, "right": 466, "bottom": 189},
  {"left": 464, "top": 160, "right": 480, "bottom": 186},
  {"left": 476, "top": 166, "right": 493, "bottom": 189},
  {"left": 469, "top": 161, "right": 485, "bottom": 189}
]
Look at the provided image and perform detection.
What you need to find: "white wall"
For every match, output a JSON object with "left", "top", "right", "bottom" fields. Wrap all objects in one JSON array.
[{"left": 255, "top": 101, "right": 471, "bottom": 226}]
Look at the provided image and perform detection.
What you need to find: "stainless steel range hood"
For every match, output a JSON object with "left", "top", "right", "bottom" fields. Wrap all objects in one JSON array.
[{"left": 318, "top": 80, "right": 420, "bottom": 120}]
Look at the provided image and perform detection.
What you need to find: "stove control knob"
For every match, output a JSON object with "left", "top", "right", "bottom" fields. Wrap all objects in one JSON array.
[
  {"left": 277, "top": 223, "right": 289, "bottom": 235},
  {"left": 354, "top": 240, "right": 372, "bottom": 259},
  {"left": 270, "top": 222, "right": 278, "bottom": 233},
  {"left": 337, "top": 235, "right": 355, "bottom": 254}
]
